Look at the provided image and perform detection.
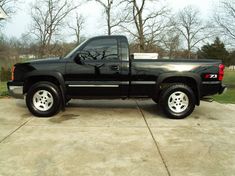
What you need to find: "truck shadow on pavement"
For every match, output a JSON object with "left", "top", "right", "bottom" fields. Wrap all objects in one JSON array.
[
  {"left": 137, "top": 103, "right": 168, "bottom": 119},
  {"left": 15, "top": 99, "right": 168, "bottom": 120},
  {"left": 67, "top": 100, "right": 168, "bottom": 119},
  {"left": 49, "top": 114, "right": 79, "bottom": 123},
  {"left": 66, "top": 100, "right": 137, "bottom": 109}
]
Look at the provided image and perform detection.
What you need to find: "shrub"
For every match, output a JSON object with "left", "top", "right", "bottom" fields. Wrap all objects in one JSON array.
[{"left": 0, "top": 67, "right": 11, "bottom": 82}]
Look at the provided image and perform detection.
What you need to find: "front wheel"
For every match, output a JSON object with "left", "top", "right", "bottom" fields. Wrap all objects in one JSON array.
[
  {"left": 26, "top": 82, "right": 61, "bottom": 117},
  {"left": 159, "top": 84, "right": 196, "bottom": 119}
]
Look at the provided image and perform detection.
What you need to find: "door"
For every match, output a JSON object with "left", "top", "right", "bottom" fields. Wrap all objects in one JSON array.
[{"left": 65, "top": 37, "right": 122, "bottom": 97}]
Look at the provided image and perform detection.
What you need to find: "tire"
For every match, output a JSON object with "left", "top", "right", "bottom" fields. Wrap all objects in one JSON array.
[
  {"left": 159, "top": 84, "right": 196, "bottom": 119},
  {"left": 26, "top": 81, "right": 61, "bottom": 117}
]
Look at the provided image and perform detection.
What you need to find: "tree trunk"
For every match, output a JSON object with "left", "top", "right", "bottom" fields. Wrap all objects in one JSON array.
[
  {"left": 137, "top": 4, "right": 145, "bottom": 51},
  {"left": 107, "top": 6, "right": 111, "bottom": 35},
  {"left": 187, "top": 39, "right": 191, "bottom": 59}
]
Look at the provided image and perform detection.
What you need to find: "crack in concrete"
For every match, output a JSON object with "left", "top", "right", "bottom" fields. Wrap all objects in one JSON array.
[
  {"left": 135, "top": 100, "right": 171, "bottom": 176},
  {"left": 0, "top": 118, "right": 32, "bottom": 144}
]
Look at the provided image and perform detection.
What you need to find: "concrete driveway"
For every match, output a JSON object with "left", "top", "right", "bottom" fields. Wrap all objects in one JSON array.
[{"left": 0, "top": 98, "right": 235, "bottom": 176}]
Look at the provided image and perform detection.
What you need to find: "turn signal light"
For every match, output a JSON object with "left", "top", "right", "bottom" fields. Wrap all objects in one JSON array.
[{"left": 11, "top": 66, "right": 15, "bottom": 81}]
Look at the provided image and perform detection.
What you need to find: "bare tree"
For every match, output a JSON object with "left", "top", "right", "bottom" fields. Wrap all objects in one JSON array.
[
  {"left": 0, "top": 0, "right": 18, "bottom": 28},
  {"left": 93, "top": 0, "right": 130, "bottom": 35},
  {"left": 214, "top": 1, "right": 235, "bottom": 44},
  {"left": 0, "top": 0, "right": 17, "bottom": 16},
  {"left": 95, "top": 0, "right": 112, "bottom": 35},
  {"left": 122, "top": 0, "right": 169, "bottom": 52},
  {"left": 162, "top": 29, "right": 180, "bottom": 59},
  {"left": 176, "top": 6, "right": 208, "bottom": 59},
  {"left": 68, "top": 13, "right": 84, "bottom": 44},
  {"left": 30, "top": 0, "right": 79, "bottom": 57}
]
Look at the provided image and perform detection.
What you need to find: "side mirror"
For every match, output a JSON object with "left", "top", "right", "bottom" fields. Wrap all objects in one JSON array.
[{"left": 74, "top": 53, "right": 84, "bottom": 65}]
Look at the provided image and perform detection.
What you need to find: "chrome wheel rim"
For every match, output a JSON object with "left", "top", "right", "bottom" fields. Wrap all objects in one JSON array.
[
  {"left": 33, "top": 90, "right": 54, "bottom": 111},
  {"left": 168, "top": 91, "right": 189, "bottom": 113}
]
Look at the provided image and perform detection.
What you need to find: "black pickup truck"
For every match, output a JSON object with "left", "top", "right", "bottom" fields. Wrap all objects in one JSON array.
[{"left": 7, "top": 35, "right": 226, "bottom": 119}]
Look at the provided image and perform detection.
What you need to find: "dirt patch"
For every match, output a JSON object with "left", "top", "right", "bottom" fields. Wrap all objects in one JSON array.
[
  {"left": 208, "top": 116, "right": 218, "bottom": 120},
  {"left": 0, "top": 96, "right": 11, "bottom": 99},
  {"left": 49, "top": 114, "right": 79, "bottom": 123},
  {"left": 194, "top": 116, "right": 200, "bottom": 119}
]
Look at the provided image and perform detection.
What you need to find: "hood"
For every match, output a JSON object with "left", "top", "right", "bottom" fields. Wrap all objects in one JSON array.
[{"left": 25, "top": 57, "right": 61, "bottom": 64}]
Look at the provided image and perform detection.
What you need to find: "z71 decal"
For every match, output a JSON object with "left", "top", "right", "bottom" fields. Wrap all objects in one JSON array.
[{"left": 204, "top": 74, "right": 218, "bottom": 79}]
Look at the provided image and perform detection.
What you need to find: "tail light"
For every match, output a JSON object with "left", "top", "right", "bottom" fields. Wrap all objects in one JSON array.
[
  {"left": 218, "top": 64, "right": 225, "bottom": 81},
  {"left": 11, "top": 66, "right": 15, "bottom": 81}
]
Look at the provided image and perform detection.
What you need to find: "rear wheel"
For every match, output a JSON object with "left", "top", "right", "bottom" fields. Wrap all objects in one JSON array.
[
  {"left": 159, "top": 84, "right": 195, "bottom": 119},
  {"left": 26, "top": 82, "right": 61, "bottom": 117}
]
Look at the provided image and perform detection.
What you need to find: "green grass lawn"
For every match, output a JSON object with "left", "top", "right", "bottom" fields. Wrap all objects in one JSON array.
[
  {"left": 0, "top": 82, "right": 8, "bottom": 97},
  {"left": 213, "top": 70, "right": 235, "bottom": 104}
]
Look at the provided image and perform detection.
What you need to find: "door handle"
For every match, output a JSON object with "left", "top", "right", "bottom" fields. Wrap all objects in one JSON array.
[{"left": 110, "top": 65, "right": 120, "bottom": 71}]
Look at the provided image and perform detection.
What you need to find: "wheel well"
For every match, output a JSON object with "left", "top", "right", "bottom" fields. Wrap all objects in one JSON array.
[
  {"left": 23, "top": 76, "right": 60, "bottom": 94},
  {"left": 159, "top": 76, "right": 200, "bottom": 105}
]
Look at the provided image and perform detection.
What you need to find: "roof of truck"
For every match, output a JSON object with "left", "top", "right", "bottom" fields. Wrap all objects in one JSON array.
[{"left": 91, "top": 35, "right": 127, "bottom": 39}]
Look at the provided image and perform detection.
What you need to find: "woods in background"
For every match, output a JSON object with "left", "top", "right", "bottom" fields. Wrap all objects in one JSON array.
[{"left": 0, "top": 0, "right": 235, "bottom": 68}]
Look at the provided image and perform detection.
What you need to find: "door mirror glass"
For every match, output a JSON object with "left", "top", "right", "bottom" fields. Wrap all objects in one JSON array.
[{"left": 74, "top": 53, "right": 84, "bottom": 65}]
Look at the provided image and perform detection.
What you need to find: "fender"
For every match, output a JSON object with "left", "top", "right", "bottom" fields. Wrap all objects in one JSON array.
[
  {"left": 24, "top": 71, "right": 66, "bottom": 110},
  {"left": 24, "top": 71, "right": 64, "bottom": 86},
  {"left": 155, "top": 72, "right": 202, "bottom": 105}
]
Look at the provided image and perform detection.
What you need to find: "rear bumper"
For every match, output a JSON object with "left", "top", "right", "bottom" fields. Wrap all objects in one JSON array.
[
  {"left": 219, "top": 85, "right": 227, "bottom": 94},
  {"left": 7, "top": 81, "right": 24, "bottom": 99},
  {"left": 201, "top": 81, "right": 227, "bottom": 96}
]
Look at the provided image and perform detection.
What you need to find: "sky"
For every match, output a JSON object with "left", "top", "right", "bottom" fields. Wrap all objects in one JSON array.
[{"left": 2, "top": 0, "right": 220, "bottom": 40}]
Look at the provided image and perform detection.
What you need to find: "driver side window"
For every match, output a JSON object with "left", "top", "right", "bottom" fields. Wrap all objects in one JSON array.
[{"left": 80, "top": 38, "right": 118, "bottom": 61}]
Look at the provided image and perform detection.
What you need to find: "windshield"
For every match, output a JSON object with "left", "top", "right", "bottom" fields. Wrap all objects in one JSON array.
[{"left": 63, "top": 40, "right": 87, "bottom": 59}]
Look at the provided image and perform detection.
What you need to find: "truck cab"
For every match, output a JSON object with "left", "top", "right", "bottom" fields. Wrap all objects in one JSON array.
[{"left": 64, "top": 35, "right": 130, "bottom": 98}]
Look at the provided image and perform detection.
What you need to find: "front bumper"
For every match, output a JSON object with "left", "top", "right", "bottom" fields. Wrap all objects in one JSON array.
[{"left": 7, "top": 81, "right": 24, "bottom": 99}]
